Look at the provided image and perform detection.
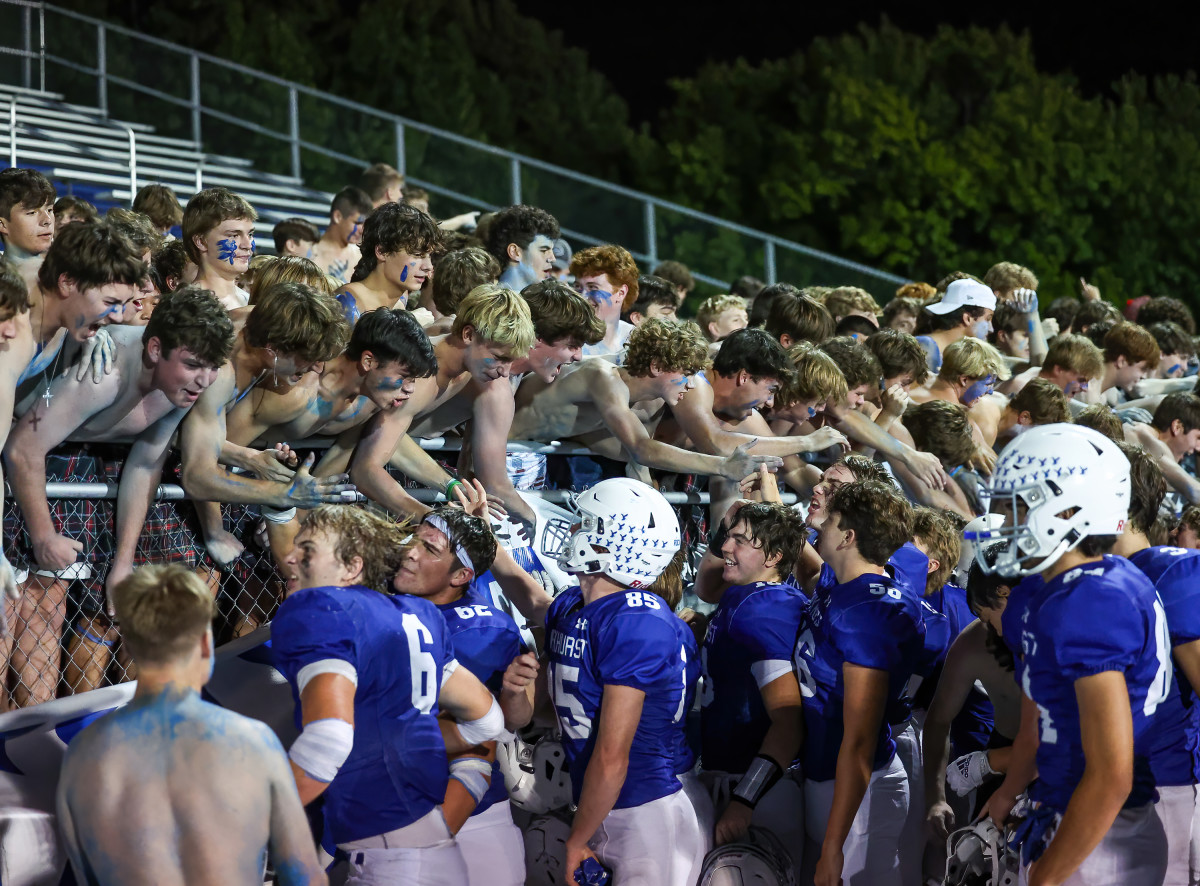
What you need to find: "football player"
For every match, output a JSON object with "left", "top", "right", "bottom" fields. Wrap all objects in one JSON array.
[
  {"left": 979, "top": 424, "right": 1169, "bottom": 885},
  {"left": 272, "top": 505, "right": 509, "bottom": 885}
]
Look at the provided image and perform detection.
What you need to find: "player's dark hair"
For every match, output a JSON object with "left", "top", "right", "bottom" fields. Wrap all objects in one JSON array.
[
  {"left": 272, "top": 217, "right": 320, "bottom": 254},
  {"left": 765, "top": 292, "right": 835, "bottom": 344},
  {"left": 966, "top": 546, "right": 1015, "bottom": 673},
  {"left": 818, "top": 336, "right": 881, "bottom": 390},
  {"left": 351, "top": 202, "right": 442, "bottom": 283},
  {"left": 522, "top": 279, "right": 604, "bottom": 347},
  {"left": 731, "top": 275, "right": 765, "bottom": 302},
  {"left": 144, "top": 286, "right": 235, "bottom": 368},
  {"left": 424, "top": 505, "right": 497, "bottom": 576},
  {"left": 828, "top": 480, "right": 913, "bottom": 567},
  {"left": 1138, "top": 296, "right": 1196, "bottom": 335},
  {"left": 53, "top": 195, "right": 98, "bottom": 224},
  {"left": 331, "top": 186, "right": 373, "bottom": 221},
  {"left": 712, "top": 327, "right": 792, "bottom": 383},
  {"left": 483, "top": 204, "right": 560, "bottom": 265},
  {"left": 834, "top": 314, "right": 877, "bottom": 339},
  {"left": 1152, "top": 393, "right": 1200, "bottom": 434},
  {"left": 728, "top": 502, "right": 809, "bottom": 580},
  {"left": 835, "top": 453, "right": 895, "bottom": 487},
  {"left": 1075, "top": 298, "right": 1121, "bottom": 332},
  {"left": 432, "top": 247, "right": 500, "bottom": 316},
  {"left": 1045, "top": 297, "right": 1080, "bottom": 335},
  {"left": 38, "top": 220, "right": 145, "bottom": 293},
  {"left": 150, "top": 239, "right": 189, "bottom": 294},
  {"left": 651, "top": 260, "right": 694, "bottom": 293},
  {"left": 624, "top": 275, "right": 678, "bottom": 323},
  {"left": 748, "top": 282, "right": 797, "bottom": 329},
  {"left": 867, "top": 327, "right": 928, "bottom": 383},
  {"left": 345, "top": 307, "right": 436, "bottom": 378},
  {"left": 0, "top": 167, "right": 55, "bottom": 218},
  {"left": 1116, "top": 441, "right": 1166, "bottom": 535},
  {"left": 1147, "top": 321, "right": 1195, "bottom": 360}
]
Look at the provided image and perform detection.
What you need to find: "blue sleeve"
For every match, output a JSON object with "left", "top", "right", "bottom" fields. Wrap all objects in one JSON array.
[
  {"left": 728, "top": 593, "right": 798, "bottom": 664},
  {"left": 451, "top": 623, "right": 521, "bottom": 692},
  {"left": 594, "top": 611, "right": 679, "bottom": 691},
  {"left": 1159, "top": 563, "right": 1200, "bottom": 645},
  {"left": 830, "top": 600, "right": 914, "bottom": 672},
  {"left": 1044, "top": 587, "right": 1146, "bottom": 680},
  {"left": 271, "top": 590, "right": 358, "bottom": 685}
]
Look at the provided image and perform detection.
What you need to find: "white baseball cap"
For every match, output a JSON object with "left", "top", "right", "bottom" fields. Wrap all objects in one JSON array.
[{"left": 925, "top": 279, "right": 997, "bottom": 315}]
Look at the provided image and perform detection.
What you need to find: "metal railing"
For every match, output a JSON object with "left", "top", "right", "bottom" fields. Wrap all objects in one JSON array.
[{"left": 0, "top": 0, "right": 907, "bottom": 295}]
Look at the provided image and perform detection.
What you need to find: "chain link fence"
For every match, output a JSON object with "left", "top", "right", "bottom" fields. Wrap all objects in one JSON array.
[{"left": 0, "top": 441, "right": 803, "bottom": 711}]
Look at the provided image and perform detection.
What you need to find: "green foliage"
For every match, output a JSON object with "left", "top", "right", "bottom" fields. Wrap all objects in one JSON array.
[
  {"left": 76, "top": 4, "right": 1200, "bottom": 310},
  {"left": 651, "top": 20, "right": 1200, "bottom": 310}
]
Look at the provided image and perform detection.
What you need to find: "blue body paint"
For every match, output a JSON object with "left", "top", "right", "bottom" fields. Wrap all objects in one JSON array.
[
  {"left": 400, "top": 265, "right": 409, "bottom": 283},
  {"left": 335, "top": 290, "right": 360, "bottom": 325},
  {"left": 217, "top": 238, "right": 238, "bottom": 265}
]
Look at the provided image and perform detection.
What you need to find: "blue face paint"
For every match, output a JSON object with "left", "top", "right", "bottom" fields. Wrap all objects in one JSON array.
[
  {"left": 962, "top": 374, "right": 996, "bottom": 405},
  {"left": 377, "top": 375, "right": 407, "bottom": 392},
  {"left": 305, "top": 246, "right": 314, "bottom": 259},
  {"left": 217, "top": 238, "right": 238, "bottom": 265},
  {"left": 400, "top": 265, "right": 408, "bottom": 283},
  {"left": 587, "top": 289, "right": 614, "bottom": 306},
  {"left": 248, "top": 236, "right": 256, "bottom": 255},
  {"left": 1168, "top": 363, "right": 1184, "bottom": 377},
  {"left": 807, "top": 406, "right": 817, "bottom": 417},
  {"left": 671, "top": 375, "right": 689, "bottom": 387}
]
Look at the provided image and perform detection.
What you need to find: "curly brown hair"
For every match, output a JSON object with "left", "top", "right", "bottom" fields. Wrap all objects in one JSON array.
[
  {"left": 570, "top": 244, "right": 640, "bottom": 312},
  {"left": 623, "top": 318, "right": 709, "bottom": 378}
]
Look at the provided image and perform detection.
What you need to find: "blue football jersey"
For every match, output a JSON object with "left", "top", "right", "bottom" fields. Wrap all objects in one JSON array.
[
  {"left": 792, "top": 573, "right": 927, "bottom": 781},
  {"left": 1129, "top": 546, "right": 1200, "bottom": 786},
  {"left": 546, "top": 587, "right": 691, "bottom": 809},
  {"left": 1019, "top": 556, "right": 1171, "bottom": 813},
  {"left": 814, "top": 540, "right": 929, "bottom": 600},
  {"left": 438, "top": 587, "right": 523, "bottom": 815},
  {"left": 700, "top": 581, "right": 807, "bottom": 774},
  {"left": 671, "top": 613, "right": 702, "bottom": 776},
  {"left": 272, "top": 586, "right": 454, "bottom": 844}
]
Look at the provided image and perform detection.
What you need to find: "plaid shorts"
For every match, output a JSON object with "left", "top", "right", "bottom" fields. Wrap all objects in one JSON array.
[
  {"left": 136, "top": 461, "right": 205, "bottom": 568},
  {"left": 5, "top": 444, "right": 119, "bottom": 613}
]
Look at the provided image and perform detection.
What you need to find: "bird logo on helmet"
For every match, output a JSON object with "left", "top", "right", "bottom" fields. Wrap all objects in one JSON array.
[
  {"left": 977, "top": 423, "right": 1130, "bottom": 578},
  {"left": 549, "top": 478, "right": 681, "bottom": 589}
]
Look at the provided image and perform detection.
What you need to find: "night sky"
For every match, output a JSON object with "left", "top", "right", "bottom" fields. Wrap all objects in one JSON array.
[{"left": 520, "top": 2, "right": 1200, "bottom": 125}]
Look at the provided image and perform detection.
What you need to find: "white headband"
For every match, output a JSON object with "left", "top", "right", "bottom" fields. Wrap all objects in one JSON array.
[{"left": 423, "top": 514, "right": 474, "bottom": 572}]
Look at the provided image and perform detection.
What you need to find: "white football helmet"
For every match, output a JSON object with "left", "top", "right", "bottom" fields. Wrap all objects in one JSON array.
[
  {"left": 980, "top": 424, "right": 1129, "bottom": 578},
  {"left": 549, "top": 478, "right": 680, "bottom": 589},
  {"left": 497, "top": 734, "right": 572, "bottom": 813},
  {"left": 698, "top": 827, "right": 797, "bottom": 886},
  {"left": 523, "top": 811, "right": 572, "bottom": 886},
  {"left": 943, "top": 819, "right": 1019, "bottom": 886},
  {"left": 955, "top": 514, "right": 1005, "bottom": 586}
]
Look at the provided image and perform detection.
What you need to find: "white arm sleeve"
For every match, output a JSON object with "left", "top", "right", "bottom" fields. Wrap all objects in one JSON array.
[
  {"left": 441, "top": 658, "right": 460, "bottom": 688},
  {"left": 296, "top": 658, "right": 358, "bottom": 694},
  {"left": 751, "top": 659, "right": 793, "bottom": 689},
  {"left": 456, "top": 696, "right": 511, "bottom": 745},
  {"left": 288, "top": 718, "right": 354, "bottom": 783}
]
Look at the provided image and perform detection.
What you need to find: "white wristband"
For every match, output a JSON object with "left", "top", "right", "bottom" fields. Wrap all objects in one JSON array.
[{"left": 262, "top": 506, "right": 297, "bottom": 524}]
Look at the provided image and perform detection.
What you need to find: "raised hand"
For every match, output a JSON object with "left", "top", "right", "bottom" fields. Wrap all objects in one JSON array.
[
  {"left": 801, "top": 426, "right": 850, "bottom": 453},
  {"left": 720, "top": 438, "right": 783, "bottom": 481},
  {"left": 73, "top": 327, "right": 116, "bottom": 383},
  {"left": 282, "top": 453, "right": 354, "bottom": 508}
]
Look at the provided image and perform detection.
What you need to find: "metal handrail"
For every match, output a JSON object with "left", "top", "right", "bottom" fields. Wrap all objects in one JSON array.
[
  {"left": 2, "top": 0, "right": 908, "bottom": 289},
  {"left": 4, "top": 95, "right": 136, "bottom": 199},
  {"left": 6, "top": 96, "right": 15, "bottom": 168}
]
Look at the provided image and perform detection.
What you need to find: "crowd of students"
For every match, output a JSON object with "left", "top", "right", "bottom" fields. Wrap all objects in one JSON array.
[{"left": 2, "top": 159, "right": 1198, "bottom": 885}]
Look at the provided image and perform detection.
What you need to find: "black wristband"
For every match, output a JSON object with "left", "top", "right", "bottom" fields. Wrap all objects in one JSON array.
[{"left": 731, "top": 754, "right": 784, "bottom": 808}]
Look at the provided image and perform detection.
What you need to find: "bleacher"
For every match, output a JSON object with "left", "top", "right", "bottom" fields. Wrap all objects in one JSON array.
[{"left": 0, "top": 82, "right": 332, "bottom": 237}]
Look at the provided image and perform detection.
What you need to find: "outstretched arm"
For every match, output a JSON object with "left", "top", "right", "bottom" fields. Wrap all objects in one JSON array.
[{"left": 470, "top": 382, "right": 538, "bottom": 530}]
